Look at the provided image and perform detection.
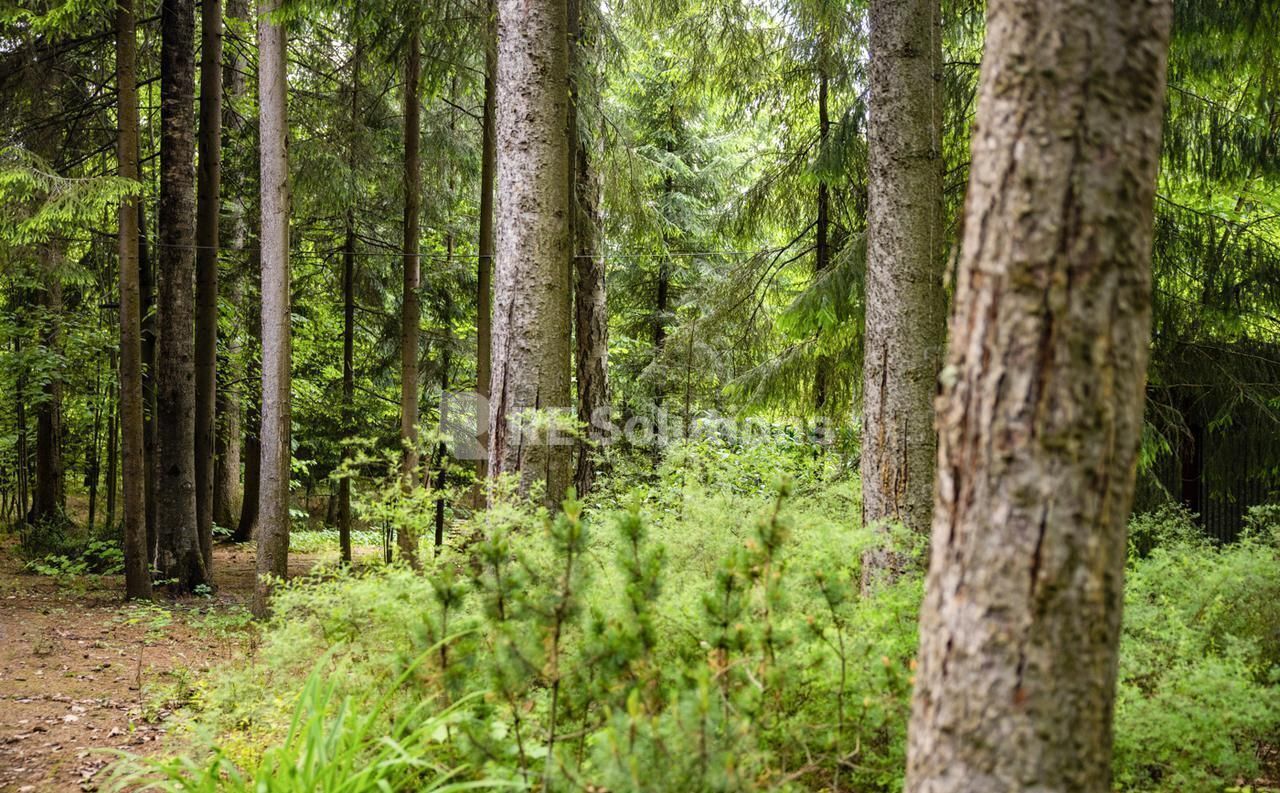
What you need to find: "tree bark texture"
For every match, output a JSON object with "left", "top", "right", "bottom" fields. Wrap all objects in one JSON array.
[
  {"left": 139, "top": 199, "right": 157, "bottom": 557},
  {"left": 194, "top": 0, "right": 222, "bottom": 567},
  {"left": 860, "top": 0, "right": 947, "bottom": 581},
  {"left": 904, "top": 2, "right": 1172, "bottom": 791},
  {"left": 813, "top": 63, "right": 832, "bottom": 414},
  {"left": 117, "top": 0, "right": 153, "bottom": 600},
  {"left": 254, "top": 0, "right": 291, "bottom": 616},
  {"left": 569, "top": 0, "right": 608, "bottom": 496},
  {"left": 156, "top": 0, "right": 207, "bottom": 590},
  {"left": 212, "top": 279, "right": 243, "bottom": 528},
  {"left": 489, "top": 0, "right": 573, "bottom": 504},
  {"left": 398, "top": 27, "right": 422, "bottom": 567},
  {"left": 477, "top": 0, "right": 496, "bottom": 403},
  {"left": 33, "top": 265, "right": 64, "bottom": 525},
  {"left": 213, "top": 0, "right": 250, "bottom": 531}
]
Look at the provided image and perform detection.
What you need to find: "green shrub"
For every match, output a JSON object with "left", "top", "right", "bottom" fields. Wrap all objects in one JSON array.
[
  {"left": 137, "top": 450, "right": 1280, "bottom": 793},
  {"left": 107, "top": 653, "right": 506, "bottom": 793},
  {"left": 1115, "top": 510, "right": 1280, "bottom": 790}
]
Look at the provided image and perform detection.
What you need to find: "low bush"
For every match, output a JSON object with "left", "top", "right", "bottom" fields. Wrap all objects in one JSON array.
[{"left": 124, "top": 445, "right": 1280, "bottom": 792}]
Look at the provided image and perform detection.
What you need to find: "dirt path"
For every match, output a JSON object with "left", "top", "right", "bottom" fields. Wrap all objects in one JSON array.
[{"left": 0, "top": 543, "right": 323, "bottom": 792}]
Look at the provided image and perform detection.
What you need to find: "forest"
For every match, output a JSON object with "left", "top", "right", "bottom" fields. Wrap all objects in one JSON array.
[{"left": 0, "top": 0, "right": 1278, "bottom": 789}]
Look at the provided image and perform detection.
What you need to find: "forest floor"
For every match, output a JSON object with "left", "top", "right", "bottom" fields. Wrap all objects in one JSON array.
[{"left": 0, "top": 540, "right": 328, "bottom": 792}]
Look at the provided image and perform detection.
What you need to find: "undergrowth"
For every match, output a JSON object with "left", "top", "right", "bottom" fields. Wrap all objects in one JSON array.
[{"left": 111, "top": 442, "right": 1280, "bottom": 792}]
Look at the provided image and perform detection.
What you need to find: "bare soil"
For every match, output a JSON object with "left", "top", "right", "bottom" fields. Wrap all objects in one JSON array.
[{"left": 0, "top": 542, "right": 322, "bottom": 792}]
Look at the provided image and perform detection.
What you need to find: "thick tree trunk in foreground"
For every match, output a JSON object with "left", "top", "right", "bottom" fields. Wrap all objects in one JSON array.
[
  {"left": 156, "top": 0, "right": 207, "bottom": 591},
  {"left": 117, "top": 0, "right": 153, "bottom": 600},
  {"left": 476, "top": 0, "right": 495, "bottom": 478},
  {"left": 489, "top": 0, "right": 573, "bottom": 504},
  {"left": 569, "top": 0, "right": 608, "bottom": 495},
  {"left": 254, "top": 0, "right": 291, "bottom": 616},
  {"left": 904, "top": 2, "right": 1172, "bottom": 791},
  {"left": 860, "top": 0, "right": 946, "bottom": 583},
  {"left": 194, "top": 0, "right": 222, "bottom": 566},
  {"left": 398, "top": 28, "right": 422, "bottom": 567}
]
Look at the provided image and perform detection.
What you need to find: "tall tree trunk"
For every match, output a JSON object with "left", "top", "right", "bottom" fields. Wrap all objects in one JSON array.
[
  {"left": 212, "top": 279, "right": 243, "bottom": 528},
  {"left": 139, "top": 199, "right": 157, "bottom": 559},
  {"left": 398, "top": 27, "right": 422, "bottom": 567},
  {"left": 235, "top": 383, "right": 260, "bottom": 542},
  {"left": 813, "top": 63, "right": 832, "bottom": 414},
  {"left": 33, "top": 262, "right": 65, "bottom": 526},
  {"left": 904, "top": 2, "right": 1172, "bottom": 791},
  {"left": 156, "top": 0, "right": 207, "bottom": 591},
  {"left": 14, "top": 330, "right": 29, "bottom": 523},
  {"left": 254, "top": 0, "right": 291, "bottom": 617},
  {"left": 860, "top": 0, "right": 945, "bottom": 583},
  {"left": 570, "top": 0, "right": 608, "bottom": 495},
  {"left": 337, "top": 20, "right": 360, "bottom": 564},
  {"left": 87, "top": 360, "right": 103, "bottom": 530},
  {"left": 117, "top": 0, "right": 153, "bottom": 599},
  {"left": 339, "top": 208, "right": 355, "bottom": 562},
  {"left": 194, "top": 0, "right": 223, "bottom": 568},
  {"left": 105, "top": 350, "right": 118, "bottom": 529},
  {"left": 654, "top": 169, "right": 671, "bottom": 407},
  {"left": 489, "top": 0, "right": 573, "bottom": 504},
  {"left": 476, "top": 0, "right": 496, "bottom": 479},
  {"left": 213, "top": 0, "right": 249, "bottom": 532}
]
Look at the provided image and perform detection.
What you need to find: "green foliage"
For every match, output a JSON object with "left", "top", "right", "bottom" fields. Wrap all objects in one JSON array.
[
  {"left": 1115, "top": 510, "right": 1280, "bottom": 791},
  {"left": 108, "top": 655, "right": 507, "bottom": 793},
  {"left": 24, "top": 536, "right": 123, "bottom": 577},
  {"left": 133, "top": 462, "right": 1280, "bottom": 793},
  {"left": 141, "top": 451, "right": 924, "bottom": 792}
]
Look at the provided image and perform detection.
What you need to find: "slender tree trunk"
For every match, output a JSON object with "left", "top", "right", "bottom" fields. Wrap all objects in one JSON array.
[
  {"left": 254, "top": 0, "right": 291, "bottom": 617},
  {"left": 139, "top": 199, "right": 157, "bottom": 559},
  {"left": 194, "top": 0, "right": 223, "bottom": 568},
  {"left": 339, "top": 212, "right": 356, "bottom": 562},
  {"left": 33, "top": 261, "right": 65, "bottom": 526},
  {"left": 118, "top": 0, "right": 153, "bottom": 599},
  {"left": 570, "top": 0, "right": 608, "bottom": 495},
  {"left": 235, "top": 384, "right": 260, "bottom": 542},
  {"left": 489, "top": 0, "right": 573, "bottom": 504},
  {"left": 105, "top": 350, "right": 118, "bottom": 529},
  {"left": 15, "top": 331, "right": 29, "bottom": 523},
  {"left": 860, "top": 0, "right": 945, "bottom": 584},
  {"left": 813, "top": 63, "right": 832, "bottom": 414},
  {"left": 476, "top": 0, "right": 496, "bottom": 478},
  {"left": 213, "top": 0, "right": 249, "bottom": 531},
  {"left": 337, "top": 26, "right": 360, "bottom": 565},
  {"left": 398, "top": 27, "right": 422, "bottom": 567},
  {"left": 212, "top": 279, "right": 243, "bottom": 528},
  {"left": 88, "top": 360, "right": 103, "bottom": 530},
  {"left": 904, "top": 2, "right": 1172, "bottom": 791}
]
